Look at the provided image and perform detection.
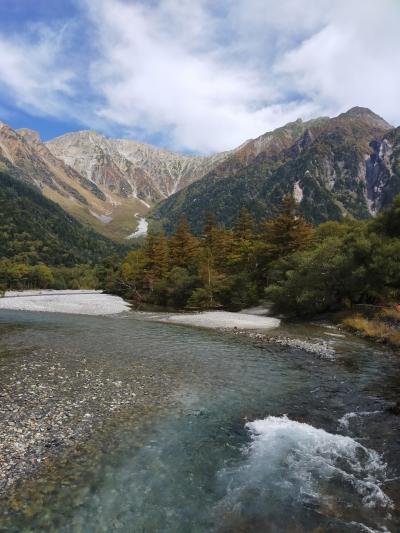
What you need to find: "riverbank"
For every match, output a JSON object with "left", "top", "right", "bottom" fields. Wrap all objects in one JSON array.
[
  {"left": 0, "top": 290, "right": 130, "bottom": 315},
  {"left": 0, "top": 346, "right": 142, "bottom": 497},
  {"left": 229, "top": 328, "right": 337, "bottom": 360},
  {"left": 340, "top": 308, "right": 400, "bottom": 350}
]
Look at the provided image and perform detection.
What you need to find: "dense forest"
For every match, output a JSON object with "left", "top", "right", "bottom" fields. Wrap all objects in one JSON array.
[
  {"left": 0, "top": 171, "right": 124, "bottom": 292},
  {"left": 112, "top": 196, "right": 400, "bottom": 317}
]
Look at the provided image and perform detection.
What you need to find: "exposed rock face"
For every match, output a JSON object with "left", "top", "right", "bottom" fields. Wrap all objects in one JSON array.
[
  {"left": 0, "top": 123, "right": 136, "bottom": 240},
  {"left": 365, "top": 136, "right": 400, "bottom": 213},
  {"left": 46, "top": 131, "right": 231, "bottom": 201},
  {"left": 17, "top": 128, "right": 106, "bottom": 202},
  {"left": 1, "top": 107, "right": 399, "bottom": 241},
  {"left": 366, "top": 140, "right": 391, "bottom": 213},
  {"left": 151, "top": 108, "right": 398, "bottom": 234},
  {"left": 16, "top": 128, "right": 40, "bottom": 144},
  {"left": 0, "top": 123, "right": 105, "bottom": 205},
  {"left": 0, "top": 122, "right": 231, "bottom": 240},
  {"left": 0, "top": 123, "right": 104, "bottom": 204}
]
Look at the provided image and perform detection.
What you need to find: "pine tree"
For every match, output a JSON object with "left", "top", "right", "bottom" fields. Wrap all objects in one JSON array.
[
  {"left": 169, "top": 216, "right": 199, "bottom": 269},
  {"left": 119, "top": 249, "right": 147, "bottom": 303},
  {"left": 229, "top": 208, "right": 258, "bottom": 274},
  {"left": 261, "top": 195, "right": 314, "bottom": 260},
  {"left": 144, "top": 231, "right": 169, "bottom": 290},
  {"left": 233, "top": 208, "right": 256, "bottom": 241},
  {"left": 255, "top": 195, "right": 314, "bottom": 288},
  {"left": 202, "top": 211, "right": 217, "bottom": 247}
]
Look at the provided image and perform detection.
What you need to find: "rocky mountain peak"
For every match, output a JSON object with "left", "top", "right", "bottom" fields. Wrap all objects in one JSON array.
[
  {"left": 46, "top": 131, "right": 232, "bottom": 200},
  {"left": 339, "top": 107, "right": 392, "bottom": 129},
  {"left": 17, "top": 128, "right": 41, "bottom": 144}
]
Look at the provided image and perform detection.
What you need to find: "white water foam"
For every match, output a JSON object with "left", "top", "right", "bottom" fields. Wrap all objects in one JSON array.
[
  {"left": 216, "top": 415, "right": 392, "bottom": 530},
  {"left": 339, "top": 411, "right": 382, "bottom": 430},
  {"left": 244, "top": 416, "right": 392, "bottom": 509}
]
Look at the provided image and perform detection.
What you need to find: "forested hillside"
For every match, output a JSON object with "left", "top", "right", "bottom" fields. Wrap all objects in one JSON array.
[
  {"left": 0, "top": 172, "right": 124, "bottom": 290},
  {"left": 151, "top": 108, "right": 399, "bottom": 234}
]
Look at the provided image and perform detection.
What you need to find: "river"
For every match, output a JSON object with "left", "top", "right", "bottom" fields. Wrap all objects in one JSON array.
[{"left": 0, "top": 309, "right": 399, "bottom": 532}]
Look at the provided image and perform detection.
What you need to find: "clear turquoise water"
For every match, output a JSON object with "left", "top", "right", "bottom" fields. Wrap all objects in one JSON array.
[{"left": 0, "top": 310, "right": 399, "bottom": 532}]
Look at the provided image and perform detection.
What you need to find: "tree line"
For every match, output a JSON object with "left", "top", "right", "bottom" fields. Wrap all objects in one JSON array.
[
  {"left": 110, "top": 195, "right": 400, "bottom": 316},
  {"left": 2, "top": 185, "right": 399, "bottom": 317}
]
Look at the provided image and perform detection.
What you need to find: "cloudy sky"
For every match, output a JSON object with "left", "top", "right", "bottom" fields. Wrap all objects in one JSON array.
[{"left": 0, "top": 0, "right": 399, "bottom": 153}]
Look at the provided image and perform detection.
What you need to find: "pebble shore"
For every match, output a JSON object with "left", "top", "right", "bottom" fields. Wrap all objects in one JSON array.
[
  {"left": 0, "top": 349, "right": 140, "bottom": 496},
  {"left": 228, "top": 328, "right": 336, "bottom": 360}
]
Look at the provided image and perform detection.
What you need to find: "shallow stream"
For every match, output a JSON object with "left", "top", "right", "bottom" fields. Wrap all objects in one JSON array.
[{"left": 0, "top": 310, "right": 399, "bottom": 532}]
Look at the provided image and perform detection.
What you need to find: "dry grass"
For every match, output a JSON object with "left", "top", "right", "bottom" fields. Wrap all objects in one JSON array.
[
  {"left": 341, "top": 313, "right": 400, "bottom": 348},
  {"left": 379, "top": 307, "right": 400, "bottom": 322}
]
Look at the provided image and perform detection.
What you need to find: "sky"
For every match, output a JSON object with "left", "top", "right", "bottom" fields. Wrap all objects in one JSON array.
[{"left": 0, "top": 0, "right": 399, "bottom": 153}]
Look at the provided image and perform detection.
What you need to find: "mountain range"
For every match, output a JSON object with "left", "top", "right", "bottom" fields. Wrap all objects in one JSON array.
[
  {"left": 151, "top": 107, "right": 400, "bottom": 233},
  {"left": 0, "top": 123, "right": 231, "bottom": 240},
  {"left": 1, "top": 106, "right": 399, "bottom": 241}
]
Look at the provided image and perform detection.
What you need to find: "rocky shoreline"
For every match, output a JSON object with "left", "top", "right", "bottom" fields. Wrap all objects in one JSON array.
[
  {"left": 227, "top": 328, "right": 336, "bottom": 360},
  {"left": 0, "top": 302, "right": 334, "bottom": 500},
  {"left": 0, "top": 348, "right": 143, "bottom": 497}
]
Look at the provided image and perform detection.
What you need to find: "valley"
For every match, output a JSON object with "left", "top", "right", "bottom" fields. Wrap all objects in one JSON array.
[
  {"left": 1, "top": 2, "right": 399, "bottom": 531},
  {"left": 1, "top": 106, "right": 400, "bottom": 533},
  {"left": 1, "top": 107, "right": 399, "bottom": 244}
]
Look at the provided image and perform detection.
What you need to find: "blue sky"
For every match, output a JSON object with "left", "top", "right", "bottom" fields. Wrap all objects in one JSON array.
[{"left": 0, "top": 0, "right": 399, "bottom": 153}]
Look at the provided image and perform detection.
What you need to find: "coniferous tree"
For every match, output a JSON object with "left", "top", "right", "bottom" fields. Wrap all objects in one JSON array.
[
  {"left": 202, "top": 211, "right": 217, "bottom": 247},
  {"left": 234, "top": 208, "right": 256, "bottom": 241},
  {"left": 169, "top": 216, "right": 199, "bottom": 269},
  {"left": 119, "top": 249, "right": 147, "bottom": 303},
  {"left": 260, "top": 195, "right": 314, "bottom": 261},
  {"left": 229, "top": 208, "right": 258, "bottom": 274},
  {"left": 144, "top": 231, "right": 169, "bottom": 290}
]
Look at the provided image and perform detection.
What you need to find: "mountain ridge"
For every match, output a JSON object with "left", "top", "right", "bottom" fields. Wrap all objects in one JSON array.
[
  {"left": 46, "top": 130, "right": 232, "bottom": 201},
  {"left": 1, "top": 106, "right": 398, "bottom": 241},
  {"left": 150, "top": 107, "right": 398, "bottom": 233}
]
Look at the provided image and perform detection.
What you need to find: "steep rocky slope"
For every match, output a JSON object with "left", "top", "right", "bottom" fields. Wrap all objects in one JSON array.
[
  {"left": 0, "top": 124, "right": 154, "bottom": 241},
  {"left": 1, "top": 121, "right": 231, "bottom": 241},
  {"left": 151, "top": 108, "right": 398, "bottom": 233},
  {"left": 0, "top": 123, "right": 104, "bottom": 204},
  {"left": 1, "top": 107, "right": 398, "bottom": 241},
  {"left": 46, "top": 131, "right": 231, "bottom": 201}
]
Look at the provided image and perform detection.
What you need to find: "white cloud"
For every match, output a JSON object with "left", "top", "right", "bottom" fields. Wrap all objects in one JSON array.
[
  {"left": 86, "top": 0, "right": 279, "bottom": 152},
  {"left": 0, "top": 26, "right": 75, "bottom": 116},
  {"left": 84, "top": 0, "right": 400, "bottom": 151},
  {"left": 0, "top": 0, "right": 399, "bottom": 151},
  {"left": 277, "top": 0, "right": 400, "bottom": 124}
]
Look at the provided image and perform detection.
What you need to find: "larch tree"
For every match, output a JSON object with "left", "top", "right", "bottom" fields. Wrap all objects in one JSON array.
[{"left": 169, "top": 216, "right": 199, "bottom": 270}]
